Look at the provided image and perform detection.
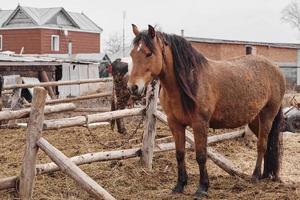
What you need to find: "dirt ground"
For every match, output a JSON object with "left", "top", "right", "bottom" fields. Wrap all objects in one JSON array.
[{"left": 0, "top": 109, "right": 300, "bottom": 200}]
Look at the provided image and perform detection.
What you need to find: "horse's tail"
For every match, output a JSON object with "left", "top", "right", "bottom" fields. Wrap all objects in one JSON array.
[{"left": 263, "top": 106, "right": 283, "bottom": 180}]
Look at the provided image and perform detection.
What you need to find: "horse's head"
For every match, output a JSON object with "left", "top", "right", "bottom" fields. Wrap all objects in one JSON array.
[{"left": 128, "top": 24, "right": 164, "bottom": 96}]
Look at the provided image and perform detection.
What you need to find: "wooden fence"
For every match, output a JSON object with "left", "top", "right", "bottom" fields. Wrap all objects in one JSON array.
[{"left": 0, "top": 80, "right": 247, "bottom": 199}]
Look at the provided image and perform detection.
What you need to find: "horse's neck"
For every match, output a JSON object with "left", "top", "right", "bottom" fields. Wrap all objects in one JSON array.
[
  {"left": 158, "top": 50, "right": 181, "bottom": 100},
  {"left": 158, "top": 51, "right": 188, "bottom": 123}
]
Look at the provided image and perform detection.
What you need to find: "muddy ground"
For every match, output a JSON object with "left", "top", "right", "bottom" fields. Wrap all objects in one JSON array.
[{"left": 0, "top": 99, "right": 299, "bottom": 199}]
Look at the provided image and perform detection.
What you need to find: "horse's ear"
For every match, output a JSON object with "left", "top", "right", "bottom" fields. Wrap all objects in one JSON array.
[
  {"left": 132, "top": 24, "right": 140, "bottom": 36},
  {"left": 148, "top": 25, "right": 155, "bottom": 39}
]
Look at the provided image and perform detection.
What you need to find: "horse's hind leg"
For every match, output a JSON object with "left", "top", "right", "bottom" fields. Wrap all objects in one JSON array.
[
  {"left": 248, "top": 115, "right": 259, "bottom": 138},
  {"left": 251, "top": 105, "right": 280, "bottom": 182},
  {"left": 168, "top": 118, "right": 188, "bottom": 193},
  {"left": 262, "top": 107, "right": 283, "bottom": 181},
  {"left": 192, "top": 120, "right": 209, "bottom": 198}
]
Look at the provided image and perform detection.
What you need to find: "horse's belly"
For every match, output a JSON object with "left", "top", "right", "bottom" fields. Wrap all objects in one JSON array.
[
  {"left": 210, "top": 116, "right": 254, "bottom": 129},
  {"left": 209, "top": 101, "right": 263, "bottom": 129}
]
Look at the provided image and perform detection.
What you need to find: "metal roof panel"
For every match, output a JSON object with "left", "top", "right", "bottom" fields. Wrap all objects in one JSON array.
[
  {"left": 0, "top": 10, "right": 13, "bottom": 27},
  {"left": 0, "top": 6, "right": 102, "bottom": 32},
  {"left": 68, "top": 12, "right": 102, "bottom": 32},
  {"left": 21, "top": 6, "right": 41, "bottom": 24}
]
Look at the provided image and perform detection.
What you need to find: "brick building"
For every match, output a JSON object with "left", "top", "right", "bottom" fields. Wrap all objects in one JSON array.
[
  {"left": 186, "top": 37, "right": 300, "bottom": 88},
  {"left": 0, "top": 6, "right": 108, "bottom": 98},
  {"left": 0, "top": 5, "right": 102, "bottom": 54}
]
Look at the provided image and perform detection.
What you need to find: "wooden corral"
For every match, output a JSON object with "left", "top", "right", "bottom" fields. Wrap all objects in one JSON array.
[
  {"left": 0, "top": 77, "right": 112, "bottom": 129},
  {"left": 0, "top": 78, "right": 255, "bottom": 199}
]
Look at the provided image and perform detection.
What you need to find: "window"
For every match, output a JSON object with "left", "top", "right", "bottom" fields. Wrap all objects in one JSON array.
[
  {"left": 246, "top": 46, "right": 252, "bottom": 55},
  {"left": 0, "top": 35, "right": 2, "bottom": 51},
  {"left": 245, "top": 45, "right": 256, "bottom": 55},
  {"left": 51, "top": 35, "right": 60, "bottom": 51}
]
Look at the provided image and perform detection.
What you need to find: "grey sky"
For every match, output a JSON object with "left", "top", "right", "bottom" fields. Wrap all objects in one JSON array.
[{"left": 1, "top": 0, "right": 299, "bottom": 51}]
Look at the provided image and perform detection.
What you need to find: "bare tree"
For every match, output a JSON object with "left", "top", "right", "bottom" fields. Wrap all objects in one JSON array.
[
  {"left": 105, "top": 32, "right": 122, "bottom": 54},
  {"left": 282, "top": 0, "right": 300, "bottom": 31}
]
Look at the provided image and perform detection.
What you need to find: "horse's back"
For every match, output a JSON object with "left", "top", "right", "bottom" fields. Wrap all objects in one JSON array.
[
  {"left": 212, "top": 55, "right": 283, "bottom": 76},
  {"left": 227, "top": 55, "right": 285, "bottom": 93},
  {"left": 210, "top": 55, "right": 285, "bottom": 97},
  {"left": 206, "top": 55, "right": 285, "bottom": 129}
]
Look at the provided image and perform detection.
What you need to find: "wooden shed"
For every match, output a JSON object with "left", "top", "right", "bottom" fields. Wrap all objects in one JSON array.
[{"left": 0, "top": 53, "right": 106, "bottom": 98}]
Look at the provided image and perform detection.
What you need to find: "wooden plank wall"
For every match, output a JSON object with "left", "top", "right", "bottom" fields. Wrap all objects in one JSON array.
[
  {"left": 70, "top": 64, "right": 80, "bottom": 97},
  {"left": 58, "top": 63, "right": 71, "bottom": 98},
  {"left": 79, "top": 64, "right": 89, "bottom": 95},
  {"left": 58, "top": 63, "right": 100, "bottom": 97}
]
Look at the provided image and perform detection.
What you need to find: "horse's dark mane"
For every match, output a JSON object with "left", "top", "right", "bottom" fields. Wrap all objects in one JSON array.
[{"left": 133, "top": 31, "right": 207, "bottom": 113}]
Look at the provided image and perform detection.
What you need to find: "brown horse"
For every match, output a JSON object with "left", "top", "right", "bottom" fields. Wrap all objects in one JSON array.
[{"left": 128, "top": 24, "right": 286, "bottom": 198}]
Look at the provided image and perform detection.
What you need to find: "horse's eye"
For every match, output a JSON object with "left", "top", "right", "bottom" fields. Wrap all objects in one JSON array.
[{"left": 146, "top": 52, "right": 152, "bottom": 57}]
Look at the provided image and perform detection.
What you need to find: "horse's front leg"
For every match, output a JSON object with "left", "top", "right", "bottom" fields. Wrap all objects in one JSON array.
[
  {"left": 168, "top": 118, "right": 187, "bottom": 193},
  {"left": 192, "top": 120, "right": 209, "bottom": 199}
]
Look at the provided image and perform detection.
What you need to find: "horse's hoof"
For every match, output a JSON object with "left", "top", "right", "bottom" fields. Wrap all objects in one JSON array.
[
  {"left": 194, "top": 190, "right": 208, "bottom": 199},
  {"left": 118, "top": 129, "right": 127, "bottom": 134},
  {"left": 271, "top": 176, "right": 282, "bottom": 182},
  {"left": 250, "top": 175, "right": 259, "bottom": 183},
  {"left": 172, "top": 183, "right": 185, "bottom": 193},
  {"left": 261, "top": 173, "right": 270, "bottom": 180}
]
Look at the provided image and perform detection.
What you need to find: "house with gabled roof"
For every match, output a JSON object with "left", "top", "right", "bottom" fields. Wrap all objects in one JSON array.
[
  {"left": 0, "top": 5, "right": 103, "bottom": 54},
  {"left": 0, "top": 5, "right": 110, "bottom": 98}
]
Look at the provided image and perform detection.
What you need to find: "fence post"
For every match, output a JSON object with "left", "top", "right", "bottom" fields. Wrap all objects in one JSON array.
[
  {"left": 19, "top": 87, "right": 47, "bottom": 199},
  {"left": 40, "top": 71, "right": 56, "bottom": 99},
  {"left": 141, "top": 80, "right": 159, "bottom": 169}
]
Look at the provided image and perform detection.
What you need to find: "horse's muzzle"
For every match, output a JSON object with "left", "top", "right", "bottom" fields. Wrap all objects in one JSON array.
[
  {"left": 128, "top": 84, "right": 139, "bottom": 95},
  {"left": 128, "top": 84, "right": 145, "bottom": 97}
]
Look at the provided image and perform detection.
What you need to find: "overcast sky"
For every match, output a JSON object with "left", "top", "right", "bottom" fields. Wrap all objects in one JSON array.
[{"left": 1, "top": 0, "right": 299, "bottom": 50}]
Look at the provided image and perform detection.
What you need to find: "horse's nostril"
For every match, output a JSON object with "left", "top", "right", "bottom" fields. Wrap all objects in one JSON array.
[
  {"left": 128, "top": 84, "right": 139, "bottom": 95},
  {"left": 132, "top": 85, "right": 138, "bottom": 93}
]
